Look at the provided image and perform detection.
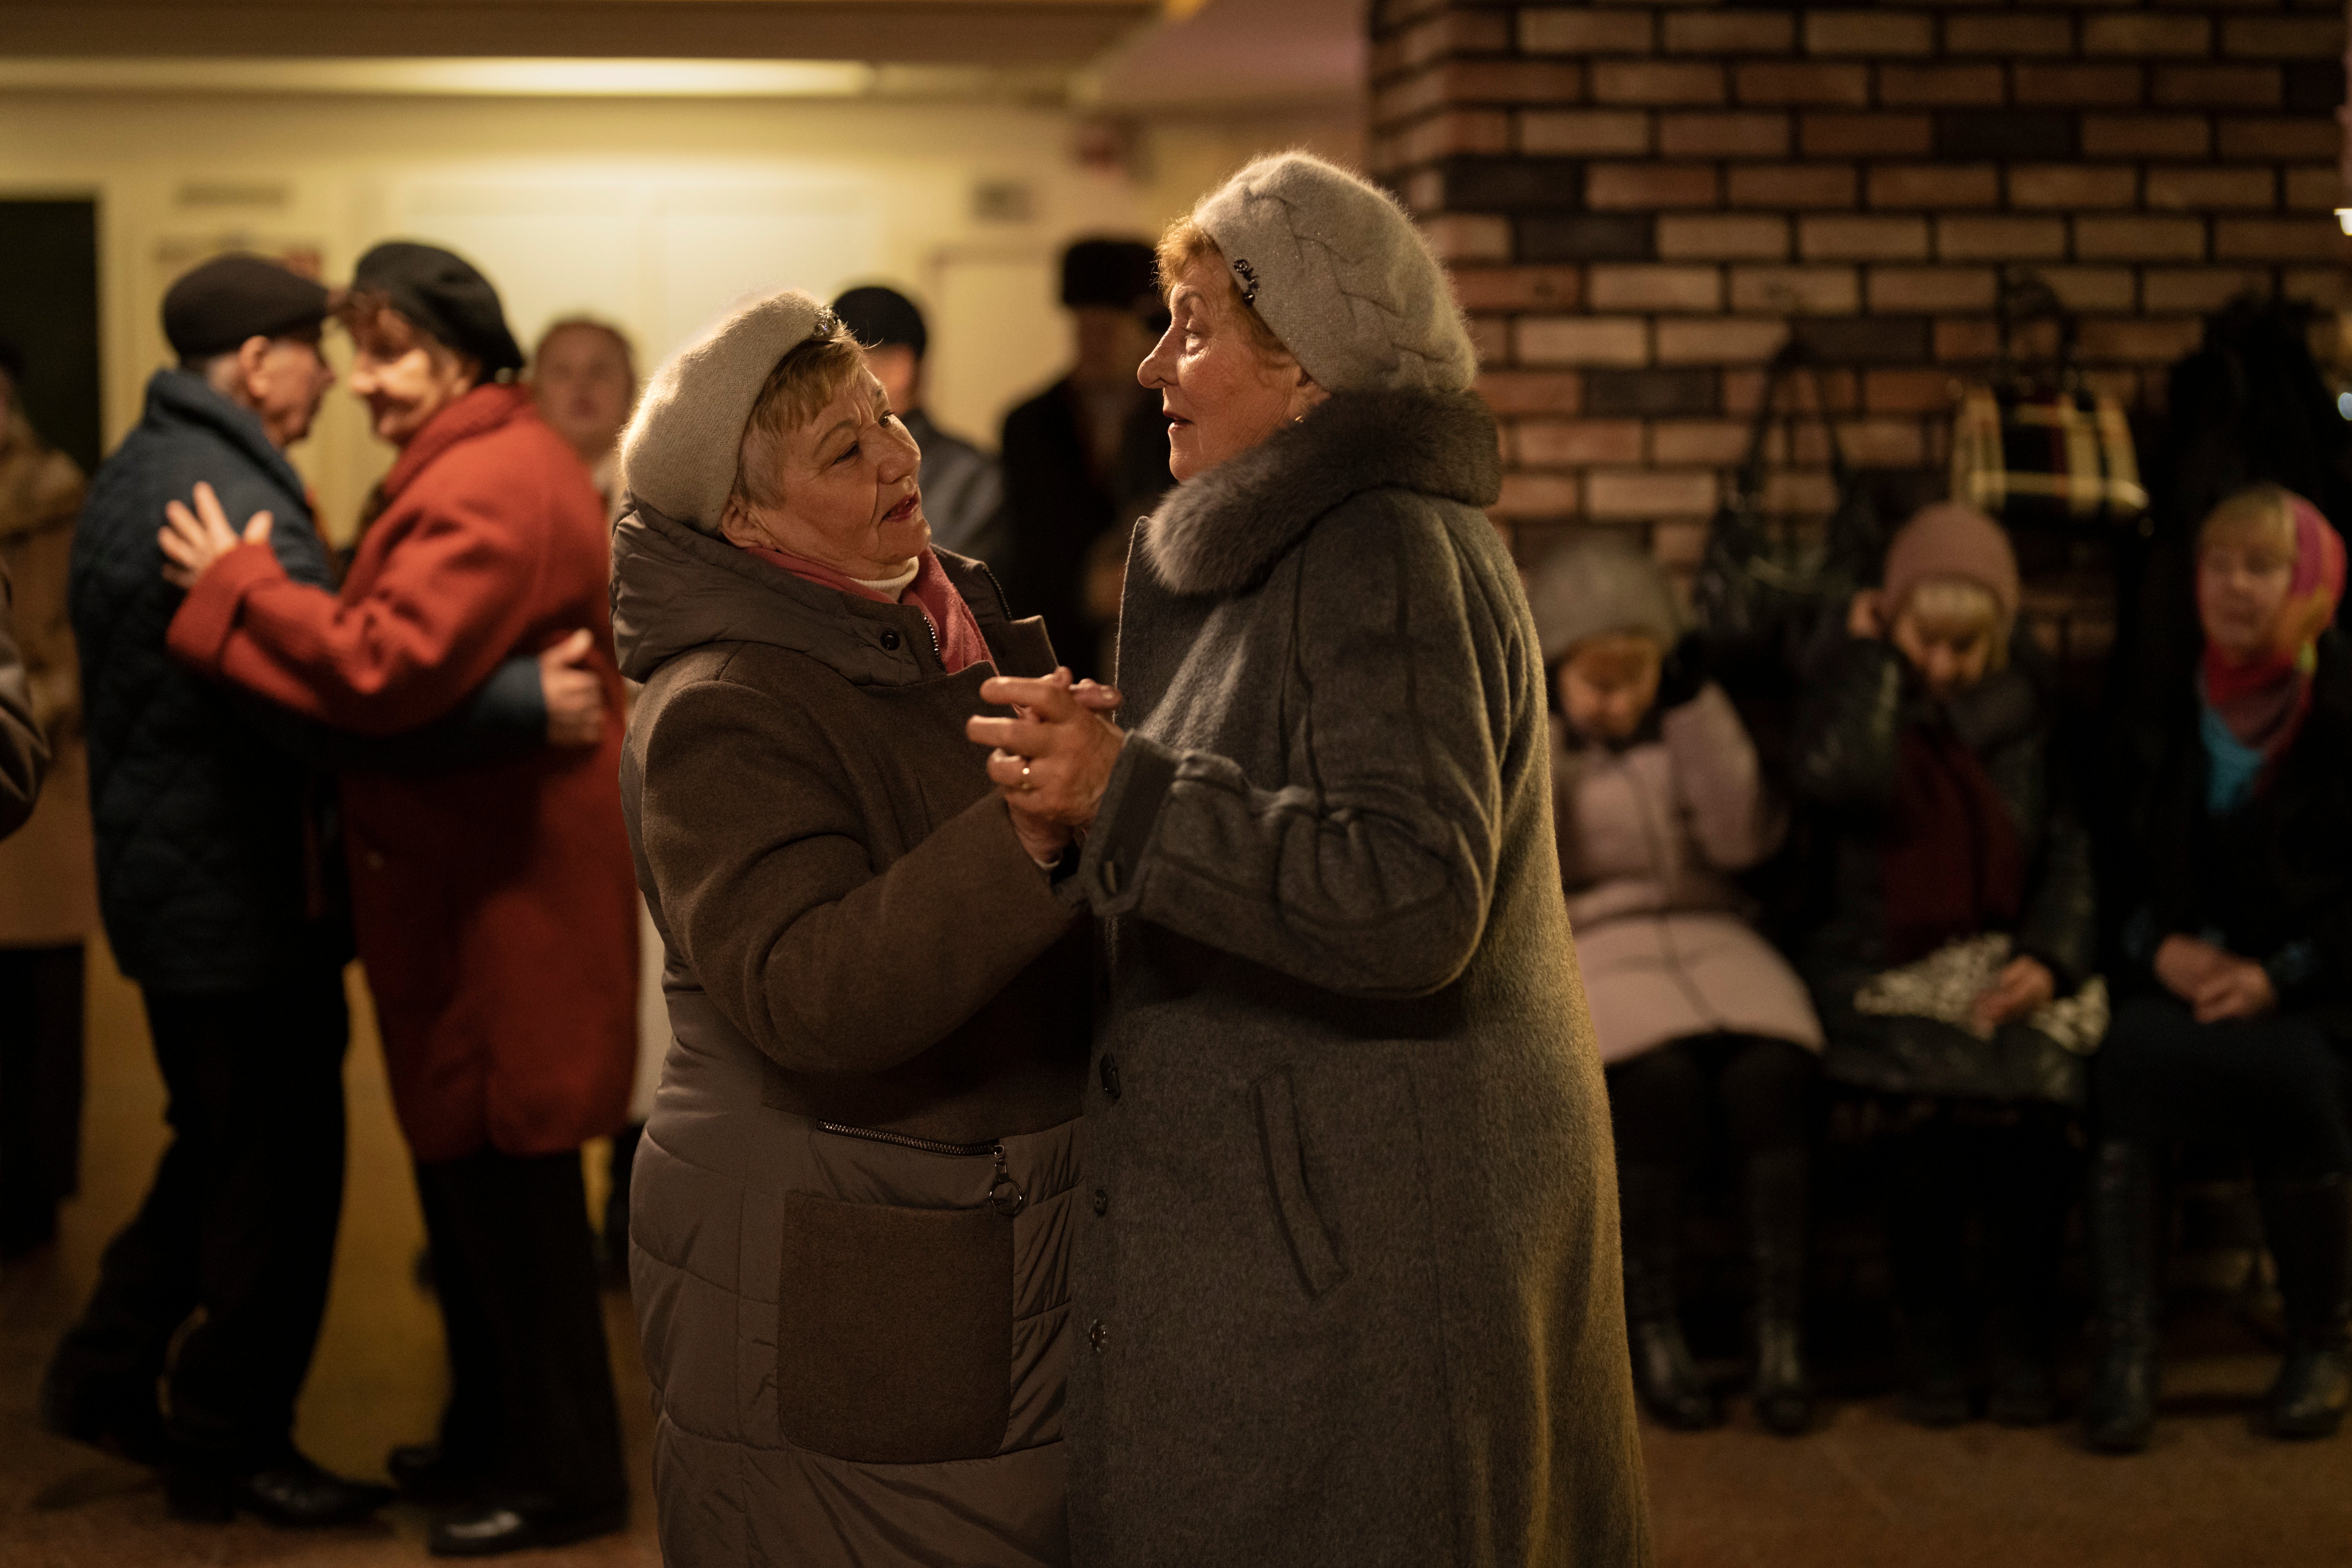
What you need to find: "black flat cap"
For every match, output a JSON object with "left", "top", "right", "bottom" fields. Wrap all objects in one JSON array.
[
  {"left": 1060, "top": 238, "right": 1158, "bottom": 313},
  {"left": 163, "top": 253, "right": 330, "bottom": 361},
  {"left": 352, "top": 240, "right": 524, "bottom": 376},
  {"left": 831, "top": 285, "right": 928, "bottom": 360}
]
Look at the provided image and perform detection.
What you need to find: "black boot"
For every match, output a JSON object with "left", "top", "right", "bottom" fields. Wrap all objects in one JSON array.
[
  {"left": 2082, "top": 1140, "right": 2160, "bottom": 1454},
  {"left": 2258, "top": 1173, "right": 2352, "bottom": 1440},
  {"left": 1746, "top": 1149, "right": 1813, "bottom": 1436},
  {"left": 1618, "top": 1163, "right": 1717, "bottom": 1430}
]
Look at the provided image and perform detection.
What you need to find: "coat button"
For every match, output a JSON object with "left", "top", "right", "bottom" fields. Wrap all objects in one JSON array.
[
  {"left": 1100, "top": 857, "right": 1122, "bottom": 894},
  {"left": 1092, "top": 1187, "right": 1108, "bottom": 1216},
  {"left": 1098, "top": 1055, "right": 1121, "bottom": 1102},
  {"left": 879, "top": 629, "right": 901, "bottom": 651},
  {"left": 1088, "top": 1319, "right": 1107, "bottom": 1353}
]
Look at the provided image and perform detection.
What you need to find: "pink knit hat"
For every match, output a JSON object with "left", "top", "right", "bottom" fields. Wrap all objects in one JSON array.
[{"left": 1881, "top": 502, "right": 2019, "bottom": 623}]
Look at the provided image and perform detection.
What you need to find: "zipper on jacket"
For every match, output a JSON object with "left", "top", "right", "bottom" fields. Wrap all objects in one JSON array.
[{"left": 814, "top": 1122, "right": 1027, "bottom": 1217}]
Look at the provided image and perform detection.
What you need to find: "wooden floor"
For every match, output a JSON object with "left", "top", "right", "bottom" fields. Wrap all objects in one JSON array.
[{"left": 4, "top": 940, "right": 2351, "bottom": 1566}]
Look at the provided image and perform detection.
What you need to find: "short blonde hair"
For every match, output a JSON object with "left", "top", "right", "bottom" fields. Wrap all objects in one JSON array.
[
  {"left": 1155, "top": 216, "right": 1289, "bottom": 361},
  {"left": 730, "top": 312, "right": 869, "bottom": 509},
  {"left": 1899, "top": 573, "right": 2011, "bottom": 671},
  {"left": 2199, "top": 483, "right": 2298, "bottom": 562}
]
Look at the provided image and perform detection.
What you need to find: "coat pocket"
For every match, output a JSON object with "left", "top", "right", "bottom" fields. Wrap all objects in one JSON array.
[
  {"left": 1254, "top": 1067, "right": 1349, "bottom": 1299},
  {"left": 776, "top": 1191, "right": 1014, "bottom": 1464}
]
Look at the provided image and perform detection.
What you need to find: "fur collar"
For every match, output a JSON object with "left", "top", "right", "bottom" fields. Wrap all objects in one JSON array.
[{"left": 1138, "top": 387, "right": 1500, "bottom": 598}]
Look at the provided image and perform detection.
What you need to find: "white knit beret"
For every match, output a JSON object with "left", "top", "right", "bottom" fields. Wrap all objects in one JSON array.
[
  {"left": 1192, "top": 151, "right": 1477, "bottom": 395},
  {"left": 618, "top": 287, "right": 829, "bottom": 533}
]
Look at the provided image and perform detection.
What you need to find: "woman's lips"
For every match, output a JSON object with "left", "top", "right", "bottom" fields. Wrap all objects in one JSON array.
[{"left": 882, "top": 494, "right": 918, "bottom": 524}]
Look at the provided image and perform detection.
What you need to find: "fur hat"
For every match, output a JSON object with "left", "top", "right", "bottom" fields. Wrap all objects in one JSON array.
[
  {"left": 620, "top": 288, "right": 829, "bottom": 534},
  {"left": 1191, "top": 151, "right": 1477, "bottom": 395},
  {"left": 1881, "top": 502, "right": 2020, "bottom": 624},
  {"left": 1060, "top": 239, "right": 1159, "bottom": 312},
  {"left": 1525, "top": 533, "right": 1683, "bottom": 665}
]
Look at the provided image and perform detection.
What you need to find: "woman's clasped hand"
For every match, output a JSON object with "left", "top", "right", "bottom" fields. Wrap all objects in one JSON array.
[{"left": 965, "top": 667, "right": 1124, "bottom": 863}]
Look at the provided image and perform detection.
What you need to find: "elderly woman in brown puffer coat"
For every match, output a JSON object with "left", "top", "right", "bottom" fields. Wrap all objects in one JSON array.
[
  {"left": 1529, "top": 534, "right": 1824, "bottom": 1438},
  {"left": 613, "top": 290, "right": 1094, "bottom": 1568}
]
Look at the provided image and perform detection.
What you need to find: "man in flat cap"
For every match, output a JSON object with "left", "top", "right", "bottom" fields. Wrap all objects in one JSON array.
[
  {"left": 49, "top": 251, "right": 581, "bottom": 1529},
  {"left": 994, "top": 238, "right": 1174, "bottom": 680},
  {"left": 831, "top": 284, "right": 1003, "bottom": 562}
]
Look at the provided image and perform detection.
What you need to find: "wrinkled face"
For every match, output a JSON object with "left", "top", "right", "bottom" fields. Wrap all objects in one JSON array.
[
  {"left": 861, "top": 343, "right": 920, "bottom": 416},
  {"left": 2198, "top": 529, "right": 2296, "bottom": 663},
  {"left": 242, "top": 333, "right": 336, "bottom": 449},
  {"left": 723, "top": 368, "right": 928, "bottom": 579},
  {"left": 1890, "top": 600, "right": 1995, "bottom": 702},
  {"left": 347, "top": 312, "right": 478, "bottom": 448},
  {"left": 533, "top": 324, "right": 633, "bottom": 462},
  {"left": 1558, "top": 633, "right": 1665, "bottom": 743},
  {"left": 1138, "top": 256, "right": 1309, "bottom": 484}
]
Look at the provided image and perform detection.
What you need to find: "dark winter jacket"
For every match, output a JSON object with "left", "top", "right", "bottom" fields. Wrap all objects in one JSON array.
[
  {"left": 612, "top": 503, "right": 1092, "bottom": 1566},
  {"left": 2109, "top": 629, "right": 2352, "bottom": 1045},
  {"left": 995, "top": 378, "right": 1171, "bottom": 680},
  {"left": 70, "top": 370, "right": 544, "bottom": 994},
  {"left": 1061, "top": 388, "right": 1650, "bottom": 1567},
  {"left": 1790, "top": 633, "right": 2098, "bottom": 1104}
]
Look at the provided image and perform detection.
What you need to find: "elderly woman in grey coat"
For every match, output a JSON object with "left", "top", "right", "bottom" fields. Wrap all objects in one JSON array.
[
  {"left": 970, "top": 152, "right": 1650, "bottom": 1565},
  {"left": 612, "top": 292, "right": 1095, "bottom": 1566},
  {"left": 1529, "top": 535, "right": 1824, "bottom": 1437}
]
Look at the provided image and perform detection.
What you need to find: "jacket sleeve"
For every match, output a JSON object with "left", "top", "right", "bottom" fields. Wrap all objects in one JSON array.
[
  {"left": 2016, "top": 788, "right": 2099, "bottom": 993},
  {"left": 165, "top": 474, "right": 549, "bottom": 735},
  {"left": 234, "top": 655, "right": 549, "bottom": 774},
  {"left": 1790, "top": 634, "right": 1906, "bottom": 812},
  {"left": 1070, "top": 501, "right": 1506, "bottom": 1000},
  {"left": 1662, "top": 680, "right": 1784, "bottom": 873},
  {"left": 638, "top": 673, "right": 1081, "bottom": 1076},
  {"left": 0, "top": 559, "right": 50, "bottom": 838}
]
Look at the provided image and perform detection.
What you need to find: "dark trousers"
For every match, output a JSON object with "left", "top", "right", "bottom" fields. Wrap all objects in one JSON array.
[
  {"left": 2096, "top": 993, "right": 2352, "bottom": 1178},
  {"left": 0, "top": 942, "right": 85, "bottom": 1258},
  {"left": 415, "top": 1146, "right": 626, "bottom": 1515},
  {"left": 48, "top": 967, "right": 349, "bottom": 1465},
  {"left": 1885, "top": 1100, "right": 2075, "bottom": 1347},
  {"left": 1607, "top": 1032, "right": 1818, "bottom": 1167}
]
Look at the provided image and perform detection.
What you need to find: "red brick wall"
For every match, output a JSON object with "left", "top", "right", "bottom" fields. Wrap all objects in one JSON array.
[{"left": 1369, "top": 0, "right": 2350, "bottom": 574}]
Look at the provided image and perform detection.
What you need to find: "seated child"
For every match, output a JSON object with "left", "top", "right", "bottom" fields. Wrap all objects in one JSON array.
[{"left": 1529, "top": 534, "right": 1825, "bottom": 1436}]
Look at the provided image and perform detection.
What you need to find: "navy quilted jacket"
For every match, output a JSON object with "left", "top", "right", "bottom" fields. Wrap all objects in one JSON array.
[{"left": 70, "top": 371, "right": 544, "bottom": 993}]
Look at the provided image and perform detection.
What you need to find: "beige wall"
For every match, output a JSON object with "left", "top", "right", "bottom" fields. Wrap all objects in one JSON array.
[{"left": 0, "top": 86, "right": 1360, "bottom": 536}]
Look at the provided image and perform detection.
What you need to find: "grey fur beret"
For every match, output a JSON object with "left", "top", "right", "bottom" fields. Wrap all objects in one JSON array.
[
  {"left": 619, "top": 288, "right": 829, "bottom": 533},
  {"left": 1525, "top": 533, "right": 1683, "bottom": 665},
  {"left": 1192, "top": 151, "right": 1477, "bottom": 395}
]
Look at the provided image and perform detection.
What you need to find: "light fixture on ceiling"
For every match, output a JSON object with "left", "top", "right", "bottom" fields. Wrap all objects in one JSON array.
[{"left": 0, "top": 57, "right": 889, "bottom": 98}]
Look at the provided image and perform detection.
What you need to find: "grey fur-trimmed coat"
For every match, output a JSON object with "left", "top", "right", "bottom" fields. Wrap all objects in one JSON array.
[{"left": 1061, "top": 388, "right": 1651, "bottom": 1566}]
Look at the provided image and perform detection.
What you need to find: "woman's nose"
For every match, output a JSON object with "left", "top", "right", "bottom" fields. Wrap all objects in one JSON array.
[
  {"left": 1137, "top": 326, "right": 1178, "bottom": 388},
  {"left": 876, "top": 422, "right": 920, "bottom": 481}
]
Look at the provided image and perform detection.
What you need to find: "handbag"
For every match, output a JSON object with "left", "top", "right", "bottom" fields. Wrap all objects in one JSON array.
[
  {"left": 1950, "top": 269, "right": 2147, "bottom": 534},
  {"left": 1692, "top": 338, "right": 1884, "bottom": 677}
]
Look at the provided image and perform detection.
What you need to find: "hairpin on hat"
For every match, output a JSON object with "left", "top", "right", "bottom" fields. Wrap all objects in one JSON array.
[{"left": 1231, "top": 257, "right": 1260, "bottom": 307}]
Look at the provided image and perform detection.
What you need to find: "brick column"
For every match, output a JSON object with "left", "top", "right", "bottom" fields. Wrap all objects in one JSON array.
[{"left": 1370, "top": 0, "right": 2350, "bottom": 574}]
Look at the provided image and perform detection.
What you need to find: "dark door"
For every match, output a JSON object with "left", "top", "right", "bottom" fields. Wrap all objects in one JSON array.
[{"left": 0, "top": 200, "right": 102, "bottom": 475}]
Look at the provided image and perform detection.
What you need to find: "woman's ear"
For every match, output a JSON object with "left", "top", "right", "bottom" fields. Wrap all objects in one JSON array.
[
  {"left": 717, "top": 495, "right": 765, "bottom": 551},
  {"left": 1289, "top": 370, "right": 1329, "bottom": 422}
]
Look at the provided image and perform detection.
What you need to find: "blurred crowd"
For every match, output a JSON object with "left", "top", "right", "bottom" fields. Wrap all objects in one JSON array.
[{"left": 0, "top": 207, "right": 2344, "bottom": 1563}]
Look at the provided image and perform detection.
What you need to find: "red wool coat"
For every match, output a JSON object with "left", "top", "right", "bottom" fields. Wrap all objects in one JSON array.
[{"left": 169, "top": 384, "right": 637, "bottom": 1161}]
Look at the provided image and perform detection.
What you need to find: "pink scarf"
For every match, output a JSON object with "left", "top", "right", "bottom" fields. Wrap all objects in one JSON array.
[
  {"left": 745, "top": 544, "right": 994, "bottom": 675},
  {"left": 2200, "top": 491, "right": 2346, "bottom": 769}
]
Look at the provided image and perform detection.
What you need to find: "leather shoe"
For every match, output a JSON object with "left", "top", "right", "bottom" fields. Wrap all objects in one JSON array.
[
  {"left": 170, "top": 1452, "right": 394, "bottom": 1527},
  {"left": 36, "top": 1363, "right": 169, "bottom": 1467},
  {"left": 428, "top": 1502, "right": 627, "bottom": 1557}
]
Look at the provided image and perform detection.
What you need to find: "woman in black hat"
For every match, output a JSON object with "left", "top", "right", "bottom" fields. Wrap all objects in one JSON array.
[{"left": 157, "top": 239, "right": 638, "bottom": 1555}]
